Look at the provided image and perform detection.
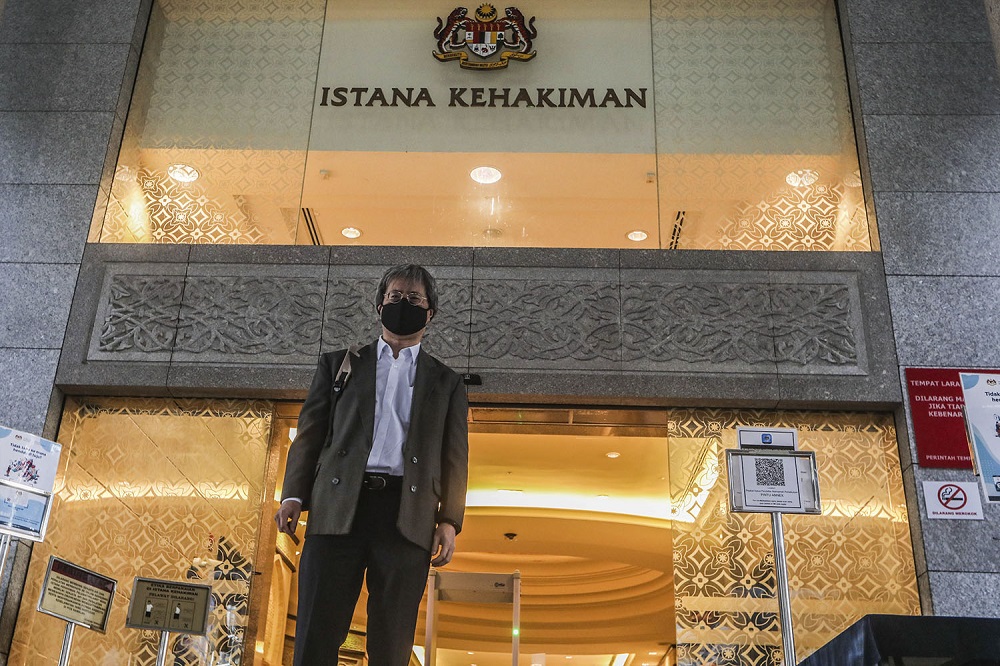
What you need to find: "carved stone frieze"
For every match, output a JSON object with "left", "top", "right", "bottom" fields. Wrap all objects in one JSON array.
[
  {"left": 98, "top": 274, "right": 184, "bottom": 353},
  {"left": 470, "top": 280, "right": 620, "bottom": 362},
  {"left": 622, "top": 282, "right": 774, "bottom": 365},
  {"left": 70, "top": 247, "right": 896, "bottom": 407},
  {"left": 175, "top": 277, "right": 325, "bottom": 355},
  {"left": 622, "top": 281, "right": 858, "bottom": 368},
  {"left": 770, "top": 283, "right": 858, "bottom": 366}
]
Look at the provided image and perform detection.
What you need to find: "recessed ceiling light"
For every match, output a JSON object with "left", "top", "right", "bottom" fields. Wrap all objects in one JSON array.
[
  {"left": 606, "top": 451, "right": 620, "bottom": 459},
  {"left": 627, "top": 230, "right": 648, "bottom": 242},
  {"left": 785, "top": 169, "right": 819, "bottom": 188},
  {"left": 471, "top": 166, "right": 502, "bottom": 184},
  {"left": 167, "top": 163, "right": 199, "bottom": 183},
  {"left": 341, "top": 227, "right": 362, "bottom": 239}
]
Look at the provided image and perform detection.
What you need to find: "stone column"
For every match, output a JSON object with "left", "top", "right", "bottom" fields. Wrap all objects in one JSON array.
[
  {"left": 0, "top": 0, "right": 150, "bottom": 658},
  {"left": 843, "top": 0, "right": 1000, "bottom": 616}
]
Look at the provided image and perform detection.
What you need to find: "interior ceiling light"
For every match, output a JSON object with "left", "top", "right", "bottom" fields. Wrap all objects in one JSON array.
[
  {"left": 167, "top": 163, "right": 199, "bottom": 183},
  {"left": 471, "top": 166, "right": 502, "bottom": 184},
  {"left": 606, "top": 451, "right": 620, "bottom": 459},
  {"left": 341, "top": 227, "right": 362, "bottom": 239},
  {"left": 627, "top": 230, "right": 648, "bottom": 242},
  {"left": 785, "top": 169, "right": 819, "bottom": 188}
]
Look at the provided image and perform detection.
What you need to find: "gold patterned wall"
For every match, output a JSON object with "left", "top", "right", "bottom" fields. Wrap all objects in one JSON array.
[
  {"left": 9, "top": 398, "right": 274, "bottom": 666},
  {"left": 668, "top": 409, "right": 918, "bottom": 666},
  {"left": 9, "top": 401, "right": 915, "bottom": 665}
]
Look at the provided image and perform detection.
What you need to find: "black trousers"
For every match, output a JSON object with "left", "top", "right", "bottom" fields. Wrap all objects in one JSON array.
[{"left": 293, "top": 484, "right": 431, "bottom": 666}]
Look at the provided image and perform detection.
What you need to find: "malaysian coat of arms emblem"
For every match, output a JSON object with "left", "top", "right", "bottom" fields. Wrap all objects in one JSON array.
[{"left": 433, "top": 4, "right": 537, "bottom": 70}]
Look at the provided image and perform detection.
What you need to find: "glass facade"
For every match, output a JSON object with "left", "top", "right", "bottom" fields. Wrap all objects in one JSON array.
[
  {"left": 95, "top": 0, "right": 871, "bottom": 250},
  {"left": 12, "top": 400, "right": 916, "bottom": 665}
]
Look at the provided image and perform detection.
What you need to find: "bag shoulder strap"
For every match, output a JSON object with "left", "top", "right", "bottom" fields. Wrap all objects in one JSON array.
[{"left": 332, "top": 344, "right": 363, "bottom": 394}]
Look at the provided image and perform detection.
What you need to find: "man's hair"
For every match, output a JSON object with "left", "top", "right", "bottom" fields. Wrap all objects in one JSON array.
[{"left": 376, "top": 264, "right": 439, "bottom": 312}]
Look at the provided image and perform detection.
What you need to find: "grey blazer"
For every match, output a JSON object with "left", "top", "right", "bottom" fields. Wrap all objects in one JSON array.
[{"left": 281, "top": 340, "right": 469, "bottom": 551}]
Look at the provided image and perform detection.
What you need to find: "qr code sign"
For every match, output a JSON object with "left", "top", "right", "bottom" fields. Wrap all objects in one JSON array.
[{"left": 754, "top": 458, "right": 786, "bottom": 487}]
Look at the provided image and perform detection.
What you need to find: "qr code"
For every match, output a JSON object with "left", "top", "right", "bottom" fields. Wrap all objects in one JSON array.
[{"left": 754, "top": 458, "right": 786, "bottom": 487}]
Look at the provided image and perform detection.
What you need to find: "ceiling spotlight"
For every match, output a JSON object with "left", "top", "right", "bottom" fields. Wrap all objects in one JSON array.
[
  {"left": 471, "top": 166, "right": 502, "bottom": 184},
  {"left": 606, "top": 451, "right": 620, "bottom": 459},
  {"left": 341, "top": 227, "right": 362, "bottom": 239},
  {"left": 167, "top": 163, "right": 199, "bottom": 183},
  {"left": 785, "top": 169, "right": 819, "bottom": 188},
  {"left": 627, "top": 230, "right": 648, "bottom": 242}
]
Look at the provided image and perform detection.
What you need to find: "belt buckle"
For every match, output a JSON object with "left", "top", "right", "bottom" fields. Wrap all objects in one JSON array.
[{"left": 367, "top": 475, "right": 387, "bottom": 490}]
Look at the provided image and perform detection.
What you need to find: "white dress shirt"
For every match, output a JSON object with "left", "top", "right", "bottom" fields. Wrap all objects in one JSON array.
[{"left": 367, "top": 337, "right": 420, "bottom": 475}]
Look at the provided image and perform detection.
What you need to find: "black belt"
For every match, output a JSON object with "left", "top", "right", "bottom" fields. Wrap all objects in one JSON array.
[{"left": 362, "top": 473, "right": 402, "bottom": 491}]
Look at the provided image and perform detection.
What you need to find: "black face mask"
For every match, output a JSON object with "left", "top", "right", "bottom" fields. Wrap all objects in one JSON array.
[{"left": 379, "top": 299, "right": 429, "bottom": 336}]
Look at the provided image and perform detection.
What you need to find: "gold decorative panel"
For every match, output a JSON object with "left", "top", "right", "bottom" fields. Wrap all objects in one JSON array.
[
  {"left": 668, "top": 410, "right": 918, "bottom": 666},
  {"left": 9, "top": 398, "right": 274, "bottom": 666},
  {"left": 94, "top": 0, "right": 872, "bottom": 250},
  {"left": 9, "top": 401, "right": 916, "bottom": 665}
]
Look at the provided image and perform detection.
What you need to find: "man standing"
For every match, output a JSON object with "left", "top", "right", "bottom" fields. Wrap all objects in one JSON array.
[{"left": 275, "top": 264, "right": 469, "bottom": 666}]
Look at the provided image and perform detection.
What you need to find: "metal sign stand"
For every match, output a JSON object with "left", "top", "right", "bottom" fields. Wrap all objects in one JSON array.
[
  {"left": 0, "top": 533, "right": 13, "bottom": 583},
  {"left": 727, "top": 434, "right": 821, "bottom": 666},
  {"left": 58, "top": 622, "right": 75, "bottom": 666},
  {"left": 155, "top": 630, "right": 171, "bottom": 666},
  {"left": 771, "top": 513, "right": 795, "bottom": 666}
]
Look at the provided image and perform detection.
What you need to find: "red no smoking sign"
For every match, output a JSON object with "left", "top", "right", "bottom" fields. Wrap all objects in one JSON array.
[
  {"left": 923, "top": 481, "right": 983, "bottom": 520},
  {"left": 937, "top": 484, "right": 967, "bottom": 510}
]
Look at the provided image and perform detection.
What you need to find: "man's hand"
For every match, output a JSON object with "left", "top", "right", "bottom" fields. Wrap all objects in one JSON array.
[
  {"left": 274, "top": 499, "right": 302, "bottom": 536},
  {"left": 430, "top": 522, "right": 457, "bottom": 567}
]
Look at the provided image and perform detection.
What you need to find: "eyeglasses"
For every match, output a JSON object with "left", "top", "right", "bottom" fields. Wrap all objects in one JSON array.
[{"left": 385, "top": 290, "right": 428, "bottom": 306}]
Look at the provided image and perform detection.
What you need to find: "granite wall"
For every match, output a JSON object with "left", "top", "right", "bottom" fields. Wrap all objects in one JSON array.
[
  {"left": 842, "top": 0, "right": 1000, "bottom": 616},
  {"left": 0, "top": 0, "right": 151, "bottom": 660},
  {"left": 0, "top": 0, "right": 998, "bottom": 658}
]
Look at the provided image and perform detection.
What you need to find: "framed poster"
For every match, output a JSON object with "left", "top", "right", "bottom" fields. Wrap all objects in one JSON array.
[
  {"left": 959, "top": 372, "right": 1000, "bottom": 502},
  {"left": 37, "top": 557, "right": 116, "bottom": 632},
  {"left": 0, "top": 426, "right": 61, "bottom": 541},
  {"left": 126, "top": 578, "right": 213, "bottom": 636},
  {"left": 727, "top": 449, "right": 821, "bottom": 514}
]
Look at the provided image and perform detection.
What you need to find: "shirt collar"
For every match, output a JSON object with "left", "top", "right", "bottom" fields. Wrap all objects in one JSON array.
[{"left": 377, "top": 336, "right": 421, "bottom": 363}]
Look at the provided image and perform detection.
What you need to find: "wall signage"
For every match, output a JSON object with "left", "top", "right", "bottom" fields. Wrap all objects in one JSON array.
[
  {"left": 37, "top": 557, "right": 116, "bottom": 632},
  {"left": 126, "top": 578, "right": 213, "bottom": 635},
  {"left": 311, "top": 0, "right": 656, "bottom": 153},
  {"left": 727, "top": 450, "right": 821, "bottom": 514},
  {"left": 959, "top": 372, "right": 1000, "bottom": 502},
  {"left": 905, "top": 368, "right": 975, "bottom": 469},
  {"left": 921, "top": 481, "right": 984, "bottom": 520},
  {"left": 0, "top": 425, "right": 61, "bottom": 541},
  {"left": 433, "top": 4, "right": 537, "bottom": 70}
]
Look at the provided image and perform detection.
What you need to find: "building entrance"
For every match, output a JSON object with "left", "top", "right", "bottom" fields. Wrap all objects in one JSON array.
[{"left": 10, "top": 398, "right": 917, "bottom": 666}]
